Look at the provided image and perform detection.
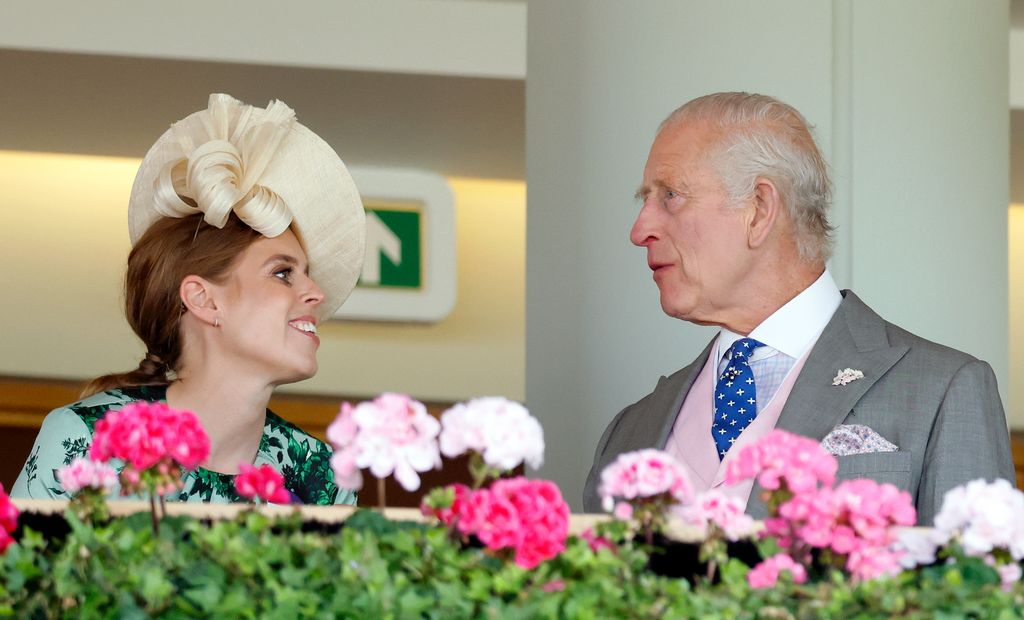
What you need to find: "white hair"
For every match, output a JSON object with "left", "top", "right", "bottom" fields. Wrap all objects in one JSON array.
[{"left": 662, "top": 92, "right": 834, "bottom": 263}]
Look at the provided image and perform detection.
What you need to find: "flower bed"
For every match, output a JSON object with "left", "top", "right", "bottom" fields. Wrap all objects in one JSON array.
[{"left": 1, "top": 396, "right": 1023, "bottom": 617}]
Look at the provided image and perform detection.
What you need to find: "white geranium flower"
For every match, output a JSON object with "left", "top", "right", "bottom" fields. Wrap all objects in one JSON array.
[
  {"left": 933, "top": 478, "right": 1024, "bottom": 561},
  {"left": 439, "top": 397, "right": 545, "bottom": 472}
]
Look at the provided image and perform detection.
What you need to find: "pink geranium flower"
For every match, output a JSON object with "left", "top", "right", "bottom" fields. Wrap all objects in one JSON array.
[
  {"left": 730, "top": 430, "right": 917, "bottom": 583},
  {"left": 445, "top": 477, "right": 570, "bottom": 570},
  {"left": 748, "top": 553, "right": 808, "bottom": 589},
  {"left": 675, "top": 490, "right": 757, "bottom": 541},
  {"left": 234, "top": 464, "right": 292, "bottom": 504},
  {"left": 772, "top": 478, "right": 915, "bottom": 581},
  {"left": 421, "top": 483, "right": 471, "bottom": 526},
  {"left": 327, "top": 393, "right": 441, "bottom": 492},
  {"left": 598, "top": 449, "right": 693, "bottom": 511},
  {"left": 580, "top": 528, "right": 616, "bottom": 554},
  {"left": 724, "top": 429, "right": 836, "bottom": 494},
  {"left": 90, "top": 402, "right": 209, "bottom": 471},
  {"left": 57, "top": 458, "right": 118, "bottom": 495},
  {"left": 89, "top": 401, "right": 210, "bottom": 496},
  {"left": 0, "top": 484, "right": 19, "bottom": 554}
]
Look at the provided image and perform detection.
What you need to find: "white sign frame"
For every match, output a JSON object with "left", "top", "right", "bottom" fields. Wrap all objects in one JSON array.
[{"left": 332, "top": 167, "right": 456, "bottom": 323}]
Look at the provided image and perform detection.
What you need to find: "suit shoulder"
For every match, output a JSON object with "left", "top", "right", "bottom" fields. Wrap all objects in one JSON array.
[
  {"left": 843, "top": 290, "right": 983, "bottom": 371},
  {"left": 882, "top": 320, "right": 980, "bottom": 367}
]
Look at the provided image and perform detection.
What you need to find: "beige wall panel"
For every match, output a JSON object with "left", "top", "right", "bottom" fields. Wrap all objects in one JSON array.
[{"left": 0, "top": 151, "right": 524, "bottom": 403}]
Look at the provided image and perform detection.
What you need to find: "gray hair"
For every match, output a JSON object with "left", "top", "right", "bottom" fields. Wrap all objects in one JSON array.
[{"left": 661, "top": 92, "right": 834, "bottom": 263}]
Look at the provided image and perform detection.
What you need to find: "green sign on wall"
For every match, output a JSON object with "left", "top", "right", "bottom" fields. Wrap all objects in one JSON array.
[
  {"left": 334, "top": 168, "right": 455, "bottom": 323},
  {"left": 358, "top": 204, "right": 422, "bottom": 289}
]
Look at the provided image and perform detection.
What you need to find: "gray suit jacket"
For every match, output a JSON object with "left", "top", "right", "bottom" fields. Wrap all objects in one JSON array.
[{"left": 582, "top": 291, "right": 1016, "bottom": 524}]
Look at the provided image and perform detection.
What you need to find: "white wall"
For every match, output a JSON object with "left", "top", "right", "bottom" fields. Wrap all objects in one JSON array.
[
  {"left": 527, "top": 0, "right": 1011, "bottom": 510},
  {"left": 844, "top": 2, "right": 1009, "bottom": 405}
]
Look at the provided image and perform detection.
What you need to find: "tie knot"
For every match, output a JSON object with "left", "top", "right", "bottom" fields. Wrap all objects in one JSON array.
[{"left": 725, "top": 337, "right": 764, "bottom": 362}]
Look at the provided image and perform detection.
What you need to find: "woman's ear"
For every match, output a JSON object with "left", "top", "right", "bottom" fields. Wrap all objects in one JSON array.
[
  {"left": 747, "top": 176, "right": 782, "bottom": 249},
  {"left": 180, "top": 276, "right": 220, "bottom": 327}
]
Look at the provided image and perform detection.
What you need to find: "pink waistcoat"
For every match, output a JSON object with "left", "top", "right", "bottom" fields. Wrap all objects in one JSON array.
[{"left": 665, "top": 345, "right": 810, "bottom": 509}]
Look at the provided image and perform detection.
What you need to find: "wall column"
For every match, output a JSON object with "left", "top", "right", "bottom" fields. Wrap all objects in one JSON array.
[{"left": 526, "top": 0, "right": 1010, "bottom": 509}]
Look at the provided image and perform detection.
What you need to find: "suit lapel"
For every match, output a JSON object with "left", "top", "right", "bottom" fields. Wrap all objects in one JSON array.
[
  {"left": 641, "top": 337, "right": 717, "bottom": 451},
  {"left": 744, "top": 291, "right": 907, "bottom": 519},
  {"left": 775, "top": 290, "right": 908, "bottom": 442}
]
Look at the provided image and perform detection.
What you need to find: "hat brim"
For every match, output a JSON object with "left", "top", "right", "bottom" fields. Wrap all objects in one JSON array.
[{"left": 128, "top": 106, "right": 365, "bottom": 321}]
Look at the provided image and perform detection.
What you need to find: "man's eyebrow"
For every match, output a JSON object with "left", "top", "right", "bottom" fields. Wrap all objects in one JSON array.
[{"left": 634, "top": 185, "right": 650, "bottom": 202}]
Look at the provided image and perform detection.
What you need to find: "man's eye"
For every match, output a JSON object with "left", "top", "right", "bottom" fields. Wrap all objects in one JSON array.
[
  {"left": 665, "top": 189, "right": 677, "bottom": 200},
  {"left": 274, "top": 267, "right": 294, "bottom": 283}
]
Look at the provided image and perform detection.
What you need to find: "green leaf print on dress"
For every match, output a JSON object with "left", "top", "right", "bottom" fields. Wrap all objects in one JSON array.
[{"left": 13, "top": 385, "right": 352, "bottom": 505}]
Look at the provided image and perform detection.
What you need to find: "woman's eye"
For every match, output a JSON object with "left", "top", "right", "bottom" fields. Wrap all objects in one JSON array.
[{"left": 273, "top": 267, "right": 294, "bottom": 284}]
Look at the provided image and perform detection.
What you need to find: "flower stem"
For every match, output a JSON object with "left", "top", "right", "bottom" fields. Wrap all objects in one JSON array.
[
  {"left": 377, "top": 476, "right": 387, "bottom": 510},
  {"left": 149, "top": 493, "right": 160, "bottom": 537}
]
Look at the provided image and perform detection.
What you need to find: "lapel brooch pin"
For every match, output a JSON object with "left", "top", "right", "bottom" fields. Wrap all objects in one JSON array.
[{"left": 832, "top": 368, "right": 864, "bottom": 386}]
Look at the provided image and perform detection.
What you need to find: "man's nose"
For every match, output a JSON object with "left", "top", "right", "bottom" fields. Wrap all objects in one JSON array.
[{"left": 629, "top": 203, "right": 657, "bottom": 247}]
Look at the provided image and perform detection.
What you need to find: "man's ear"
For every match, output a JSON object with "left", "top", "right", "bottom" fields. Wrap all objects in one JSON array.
[
  {"left": 747, "top": 177, "right": 782, "bottom": 249},
  {"left": 180, "top": 275, "right": 220, "bottom": 327}
]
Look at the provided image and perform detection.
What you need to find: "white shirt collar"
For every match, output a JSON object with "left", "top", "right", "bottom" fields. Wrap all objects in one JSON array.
[{"left": 716, "top": 269, "right": 842, "bottom": 362}]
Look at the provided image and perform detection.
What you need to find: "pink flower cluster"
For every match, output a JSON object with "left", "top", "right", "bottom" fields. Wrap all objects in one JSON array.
[
  {"left": 0, "top": 484, "right": 18, "bottom": 554},
  {"left": 327, "top": 393, "right": 441, "bottom": 492},
  {"left": 768, "top": 478, "right": 916, "bottom": 580},
  {"left": 598, "top": 449, "right": 693, "bottom": 512},
  {"left": 675, "top": 490, "right": 757, "bottom": 541},
  {"left": 234, "top": 464, "right": 292, "bottom": 504},
  {"left": 439, "top": 397, "right": 545, "bottom": 471},
  {"left": 90, "top": 402, "right": 210, "bottom": 472},
  {"left": 747, "top": 553, "right": 807, "bottom": 589},
  {"left": 724, "top": 429, "right": 836, "bottom": 493},
  {"left": 57, "top": 458, "right": 118, "bottom": 495},
  {"left": 431, "top": 477, "right": 570, "bottom": 569},
  {"left": 730, "top": 430, "right": 916, "bottom": 582}
]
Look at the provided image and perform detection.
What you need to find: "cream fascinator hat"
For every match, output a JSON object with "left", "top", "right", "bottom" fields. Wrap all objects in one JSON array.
[{"left": 128, "top": 93, "right": 365, "bottom": 320}]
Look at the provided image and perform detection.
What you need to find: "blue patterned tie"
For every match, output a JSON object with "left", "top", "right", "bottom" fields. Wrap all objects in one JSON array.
[{"left": 712, "top": 337, "right": 765, "bottom": 460}]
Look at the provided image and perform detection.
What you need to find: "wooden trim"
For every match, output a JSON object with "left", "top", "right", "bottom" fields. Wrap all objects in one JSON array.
[
  {"left": 0, "top": 375, "right": 451, "bottom": 439},
  {"left": 1012, "top": 430, "right": 1024, "bottom": 484}
]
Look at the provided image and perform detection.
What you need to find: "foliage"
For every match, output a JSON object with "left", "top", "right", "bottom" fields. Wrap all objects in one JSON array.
[{"left": 1, "top": 508, "right": 1023, "bottom": 619}]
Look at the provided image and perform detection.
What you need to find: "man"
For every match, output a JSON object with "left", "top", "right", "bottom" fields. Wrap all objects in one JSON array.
[{"left": 582, "top": 92, "right": 1015, "bottom": 524}]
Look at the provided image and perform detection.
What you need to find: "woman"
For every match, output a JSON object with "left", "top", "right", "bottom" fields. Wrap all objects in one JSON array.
[{"left": 12, "top": 94, "right": 365, "bottom": 504}]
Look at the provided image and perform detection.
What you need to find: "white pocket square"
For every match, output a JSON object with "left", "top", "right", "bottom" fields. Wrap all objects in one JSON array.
[{"left": 820, "top": 424, "right": 898, "bottom": 456}]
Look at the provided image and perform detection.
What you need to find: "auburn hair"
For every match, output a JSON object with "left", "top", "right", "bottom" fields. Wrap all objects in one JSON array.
[{"left": 82, "top": 213, "right": 262, "bottom": 397}]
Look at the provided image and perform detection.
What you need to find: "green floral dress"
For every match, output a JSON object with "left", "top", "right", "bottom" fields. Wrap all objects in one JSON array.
[{"left": 10, "top": 386, "right": 356, "bottom": 505}]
